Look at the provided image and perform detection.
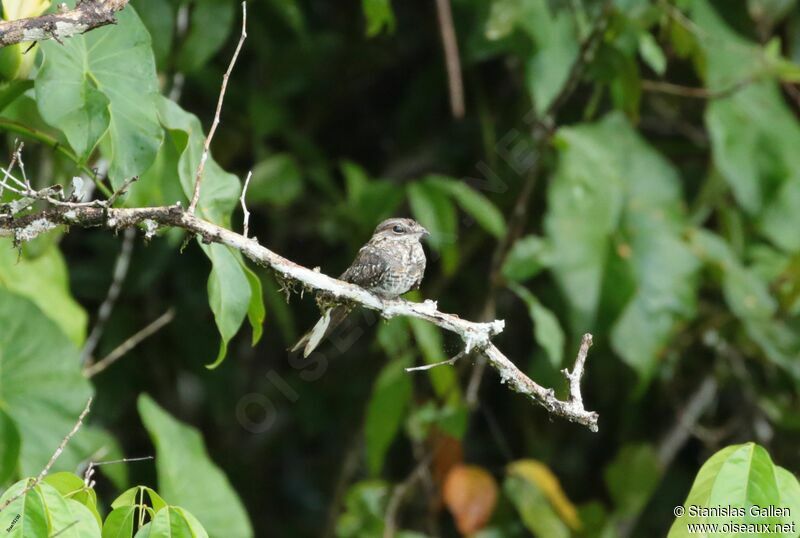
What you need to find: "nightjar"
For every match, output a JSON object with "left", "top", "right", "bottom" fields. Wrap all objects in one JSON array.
[{"left": 291, "top": 218, "right": 429, "bottom": 357}]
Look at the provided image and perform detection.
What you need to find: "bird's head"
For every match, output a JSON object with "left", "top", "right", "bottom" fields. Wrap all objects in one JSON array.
[{"left": 373, "top": 218, "right": 429, "bottom": 242}]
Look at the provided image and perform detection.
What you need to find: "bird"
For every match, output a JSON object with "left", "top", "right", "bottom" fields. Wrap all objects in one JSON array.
[{"left": 290, "top": 217, "right": 429, "bottom": 358}]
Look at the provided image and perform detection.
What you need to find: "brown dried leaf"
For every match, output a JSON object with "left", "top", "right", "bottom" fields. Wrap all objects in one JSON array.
[{"left": 443, "top": 464, "right": 498, "bottom": 535}]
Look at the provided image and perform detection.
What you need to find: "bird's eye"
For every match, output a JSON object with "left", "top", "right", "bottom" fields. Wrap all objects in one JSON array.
[{"left": 392, "top": 224, "right": 405, "bottom": 234}]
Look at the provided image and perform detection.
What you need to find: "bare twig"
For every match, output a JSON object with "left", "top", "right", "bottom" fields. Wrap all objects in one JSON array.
[
  {"left": 84, "top": 309, "right": 175, "bottom": 377},
  {"left": 0, "top": 398, "right": 93, "bottom": 514},
  {"left": 1, "top": 204, "right": 599, "bottom": 430},
  {"left": 0, "top": 0, "right": 129, "bottom": 48},
  {"left": 0, "top": 142, "right": 20, "bottom": 199},
  {"left": 641, "top": 78, "right": 754, "bottom": 100},
  {"left": 383, "top": 451, "right": 435, "bottom": 538},
  {"left": 434, "top": 0, "right": 465, "bottom": 118},
  {"left": 188, "top": 1, "right": 248, "bottom": 214},
  {"left": 406, "top": 351, "right": 465, "bottom": 372},
  {"left": 105, "top": 176, "right": 139, "bottom": 207},
  {"left": 240, "top": 170, "right": 252, "bottom": 238},
  {"left": 562, "top": 334, "right": 592, "bottom": 410},
  {"left": 51, "top": 521, "right": 78, "bottom": 538},
  {"left": 83, "top": 455, "right": 154, "bottom": 488},
  {"left": 81, "top": 227, "right": 136, "bottom": 364}
]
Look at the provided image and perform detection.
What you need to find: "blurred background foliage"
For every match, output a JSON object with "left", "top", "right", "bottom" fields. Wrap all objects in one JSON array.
[{"left": 2, "top": 0, "right": 800, "bottom": 536}]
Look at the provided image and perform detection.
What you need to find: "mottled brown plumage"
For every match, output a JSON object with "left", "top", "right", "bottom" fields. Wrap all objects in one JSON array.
[{"left": 291, "top": 218, "right": 429, "bottom": 357}]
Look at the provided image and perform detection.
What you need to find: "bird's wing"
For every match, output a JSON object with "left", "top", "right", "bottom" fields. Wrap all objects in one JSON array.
[{"left": 339, "top": 244, "right": 389, "bottom": 289}]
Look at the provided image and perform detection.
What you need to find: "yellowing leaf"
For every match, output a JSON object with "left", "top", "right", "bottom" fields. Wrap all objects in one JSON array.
[
  {"left": 3, "top": 0, "right": 50, "bottom": 20},
  {"left": 507, "top": 459, "right": 581, "bottom": 530},
  {"left": 443, "top": 464, "right": 498, "bottom": 535}
]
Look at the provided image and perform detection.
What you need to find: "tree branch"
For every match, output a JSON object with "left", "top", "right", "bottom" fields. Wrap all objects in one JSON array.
[
  {"left": 0, "top": 203, "right": 599, "bottom": 431},
  {"left": 0, "top": 397, "right": 93, "bottom": 514},
  {"left": 434, "top": 0, "right": 465, "bottom": 119},
  {"left": 0, "top": 0, "right": 130, "bottom": 48},
  {"left": 188, "top": 1, "right": 247, "bottom": 213}
]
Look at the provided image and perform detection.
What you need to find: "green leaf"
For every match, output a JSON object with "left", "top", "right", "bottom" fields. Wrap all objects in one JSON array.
[
  {"left": 132, "top": 0, "right": 175, "bottom": 69},
  {"left": 135, "top": 506, "right": 209, "bottom": 538},
  {"left": 504, "top": 474, "right": 570, "bottom": 538},
  {"left": 177, "top": 0, "right": 235, "bottom": 73},
  {"left": 137, "top": 395, "right": 253, "bottom": 538},
  {"left": 44, "top": 472, "right": 103, "bottom": 528},
  {"left": 0, "top": 289, "right": 110, "bottom": 476},
  {"left": 243, "top": 263, "right": 265, "bottom": 346},
  {"left": 502, "top": 235, "right": 551, "bottom": 282},
  {"left": 546, "top": 113, "right": 699, "bottom": 381},
  {"left": 508, "top": 283, "right": 564, "bottom": 368},
  {"left": 0, "top": 408, "right": 20, "bottom": 484},
  {"left": 426, "top": 176, "right": 507, "bottom": 238},
  {"left": 336, "top": 480, "right": 390, "bottom": 537},
  {"left": 408, "top": 180, "right": 459, "bottom": 274},
  {"left": 202, "top": 244, "right": 252, "bottom": 369},
  {"left": 0, "top": 242, "right": 88, "bottom": 346},
  {"left": 693, "top": 0, "right": 800, "bottom": 251},
  {"left": 111, "top": 486, "right": 167, "bottom": 512},
  {"left": 247, "top": 153, "right": 303, "bottom": 207},
  {"left": 689, "top": 230, "right": 800, "bottom": 375},
  {"left": 0, "top": 80, "right": 32, "bottom": 114},
  {"left": 35, "top": 4, "right": 162, "bottom": 186},
  {"left": 520, "top": 0, "right": 580, "bottom": 115},
  {"left": 0, "top": 479, "right": 48, "bottom": 538},
  {"left": 362, "top": 0, "right": 395, "bottom": 37},
  {"left": 0, "top": 480, "right": 101, "bottom": 538},
  {"left": 102, "top": 506, "right": 136, "bottom": 538},
  {"left": 365, "top": 356, "right": 412, "bottom": 476},
  {"left": 638, "top": 32, "right": 666, "bottom": 75},
  {"left": 155, "top": 97, "right": 254, "bottom": 367},
  {"left": 604, "top": 444, "right": 662, "bottom": 517},
  {"left": 268, "top": 0, "right": 307, "bottom": 36},
  {"left": 669, "top": 443, "right": 800, "bottom": 536}
]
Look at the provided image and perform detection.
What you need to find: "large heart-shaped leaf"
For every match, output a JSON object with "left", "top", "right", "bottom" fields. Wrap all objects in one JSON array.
[
  {"left": 0, "top": 289, "right": 118, "bottom": 477},
  {"left": 35, "top": 3, "right": 162, "bottom": 187},
  {"left": 0, "top": 242, "right": 87, "bottom": 346}
]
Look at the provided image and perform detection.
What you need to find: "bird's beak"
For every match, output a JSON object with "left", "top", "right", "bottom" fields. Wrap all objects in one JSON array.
[{"left": 419, "top": 226, "right": 430, "bottom": 238}]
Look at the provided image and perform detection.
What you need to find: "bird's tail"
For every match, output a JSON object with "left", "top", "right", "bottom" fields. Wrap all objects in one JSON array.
[{"left": 289, "top": 306, "right": 351, "bottom": 358}]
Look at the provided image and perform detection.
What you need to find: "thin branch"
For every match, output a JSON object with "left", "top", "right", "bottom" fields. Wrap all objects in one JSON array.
[
  {"left": 83, "top": 455, "right": 154, "bottom": 488},
  {"left": 188, "top": 1, "right": 248, "bottom": 214},
  {"left": 50, "top": 521, "right": 78, "bottom": 538},
  {"left": 84, "top": 309, "right": 175, "bottom": 377},
  {"left": 0, "top": 0, "right": 129, "bottom": 48},
  {"left": 434, "top": 0, "right": 465, "bottom": 119},
  {"left": 641, "top": 78, "right": 754, "bottom": 100},
  {"left": 81, "top": 227, "right": 136, "bottom": 363},
  {"left": 1, "top": 203, "right": 598, "bottom": 430},
  {"left": 105, "top": 176, "right": 139, "bottom": 207},
  {"left": 0, "top": 397, "right": 93, "bottom": 514},
  {"left": 406, "top": 351, "right": 465, "bottom": 372},
  {"left": 240, "top": 170, "right": 252, "bottom": 238},
  {"left": 562, "top": 334, "right": 592, "bottom": 410},
  {"left": 383, "top": 451, "right": 435, "bottom": 538}
]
